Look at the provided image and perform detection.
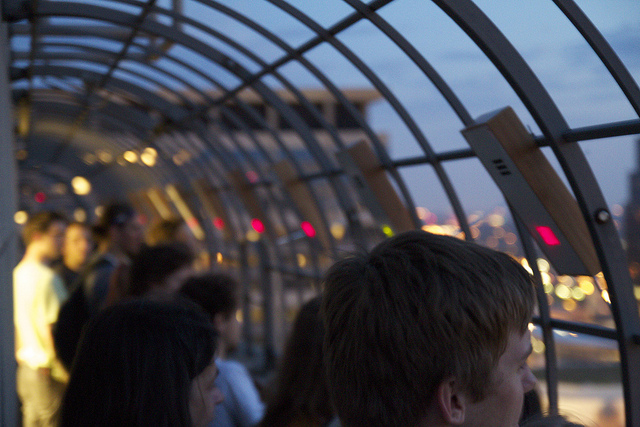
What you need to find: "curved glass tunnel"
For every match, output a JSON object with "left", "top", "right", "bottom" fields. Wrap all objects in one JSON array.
[{"left": 1, "top": 0, "right": 640, "bottom": 425}]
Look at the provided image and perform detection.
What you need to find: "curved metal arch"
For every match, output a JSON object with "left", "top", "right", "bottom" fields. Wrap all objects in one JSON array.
[
  {"left": 134, "top": 0, "right": 377, "bottom": 244},
  {"left": 435, "top": 1, "right": 640, "bottom": 424},
  {"left": 30, "top": 36, "right": 336, "bottom": 264},
  {"left": 25, "top": 97, "right": 155, "bottom": 146},
  {"left": 17, "top": 163, "right": 97, "bottom": 213},
  {"left": 18, "top": 71, "right": 162, "bottom": 135},
  {"left": 140, "top": 0, "right": 423, "bottom": 237},
  {"left": 35, "top": 1, "right": 371, "bottom": 254},
  {"left": 254, "top": 0, "right": 470, "bottom": 237},
  {"left": 19, "top": 64, "right": 192, "bottom": 121}
]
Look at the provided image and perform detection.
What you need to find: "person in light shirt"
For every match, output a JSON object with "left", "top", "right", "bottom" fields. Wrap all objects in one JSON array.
[{"left": 14, "top": 211, "right": 69, "bottom": 426}]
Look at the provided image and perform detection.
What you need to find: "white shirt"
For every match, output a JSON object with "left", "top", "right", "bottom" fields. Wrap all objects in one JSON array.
[{"left": 13, "top": 260, "right": 68, "bottom": 380}]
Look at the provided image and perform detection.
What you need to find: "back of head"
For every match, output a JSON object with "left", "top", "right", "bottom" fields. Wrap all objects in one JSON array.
[
  {"left": 179, "top": 273, "right": 239, "bottom": 319},
  {"left": 147, "top": 217, "right": 186, "bottom": 246},
  {"left": 128, "top": 242, "right": 195, "bottom": 297},
  {"left": 59, "top": 298, "right": 216, "bottom": 426},
  {"left": 261, "top": 296, "right": 333, "bottom": 427},
  {"left": 21, "top": 211, "right": 67, "bottom": 247},
  {"left": 322, "top": 230, "right": 535, "bottom": 427},
  {"left": 93, "top": 202, "right": 136, "bottom": 242}
]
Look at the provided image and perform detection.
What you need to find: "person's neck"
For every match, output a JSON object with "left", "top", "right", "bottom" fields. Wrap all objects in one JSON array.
[
  {"left": 217, "top": 340, "right": 228, "bottom": 359},
  {"left": 103, "top": 243, "right": 129, "bottom": 262},
  {"left": 22, "top": 246, "right": 48, "bottom": 265},
  {"left": 64, "top": 258, "right": 83, "bottom": 272}
]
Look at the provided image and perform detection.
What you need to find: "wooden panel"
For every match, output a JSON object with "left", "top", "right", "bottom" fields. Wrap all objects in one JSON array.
[
  {"left": 343, "top": 140, "right": 414, "bottom": 234},
  {"left": 192, "top": 178, "right": 232, "bottom": 241},
  {"left": 462, "top": 107, "right": 600, "bottom": 275}
]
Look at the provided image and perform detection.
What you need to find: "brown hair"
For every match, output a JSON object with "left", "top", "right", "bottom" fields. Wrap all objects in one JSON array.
[
  {"left": 322, "top": 230, "right": 535, "bottom": 427},
  {"left": 21, "top": 211, "right": 67, "bottom": 246},
  {"left": 260, "top": 296, "right": 333, "bottom": 427}
]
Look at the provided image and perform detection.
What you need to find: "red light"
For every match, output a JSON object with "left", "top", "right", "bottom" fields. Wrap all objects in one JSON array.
[
  {"left": 251, "top": 218, "right": 265, "bottom": 233},
  {"left": 187, "top": 217, "right": 199, "bottom": 228},
  {"left": 213, "top": 217, "right": 225, "bottom": 230},
  {"left": 246, "top": 171, "right": 259, "bottom": 183},
  {"left": 301, "top": 221, "right": 316, "bottom": 238},
  {"left": 536, "top": 226, "right": 560, "bottom": 246},
  {"left": 34, "top": 192, "right": 46, "bottom": 203}
]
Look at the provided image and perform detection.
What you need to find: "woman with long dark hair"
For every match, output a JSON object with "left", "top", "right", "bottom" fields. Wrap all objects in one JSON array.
[
  {"left": 260, "top": 296, "right": 335, "bottom": 427},
  {"left": 59, "top": 298, "right": 223, "bottom": 426}
]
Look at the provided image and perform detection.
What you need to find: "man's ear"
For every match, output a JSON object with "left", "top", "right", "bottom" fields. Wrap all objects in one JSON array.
[{"left": 437, "top": 378, "right": 466, "bottom": 425}]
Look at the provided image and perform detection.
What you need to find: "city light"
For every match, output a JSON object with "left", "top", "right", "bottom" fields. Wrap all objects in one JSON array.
[
  {"left": 140, "top": 147, "right": 157, "bottom": 167},
  {"left": 73, "top": 208, "right": 87, "bottom": 222},
  {"left": 297, "top": 254, "right": 307, "bottom": 268}
]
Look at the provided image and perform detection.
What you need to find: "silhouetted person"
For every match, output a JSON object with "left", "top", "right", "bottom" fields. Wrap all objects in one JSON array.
[
  {"left": 147, "top": 216, "right": 208, "bottom": 270},
  {"left": 59, "top": 298, "right": 223, "bottom": 426},
  {"left": 181, "top": 273, "right": 264, "bottom": 427},
  {"left": 260, "top": 296, "right": 335, "bottom": 427},
  {"left": 125, "top": 242, "right": 196, "bottom": 300},
  {"left": 52, "top": 202, "right": 144, "bottom": 371}
]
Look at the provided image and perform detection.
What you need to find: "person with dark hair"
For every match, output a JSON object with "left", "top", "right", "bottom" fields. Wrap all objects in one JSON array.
[
  {"left": 322, "top": 230, "right": 537, "bottom": 427},
  {"left": 53, "top": 222, "right": 93, "bottom": 292},
  {"left": 84, "top": 202, "right": 144, "bottom": 314},
  {"left": 14, "top": 211, "right": 68, "bottom": 426},
  {"left": 260, "top": 296, "right": 335, "bottom": 427},
  {"left": 180, "top": 273, "right": 264, "bottom": 427},
  {"left": 52, "top": 202, "right": 143, "bottom": 371},
  {"left": 59, "top": 298, "right": 224, "bottom": 426},
  {"left": 126, "top": 242, "right": 196, "bottom": 299},
  {"left": 147, "top": 216, "right": 208, "bottom": 270}
]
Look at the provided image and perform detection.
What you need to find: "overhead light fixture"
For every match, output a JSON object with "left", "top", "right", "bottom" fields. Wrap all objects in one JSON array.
[
  {"left": 14, "top": 211, "right": 28, "bottom": 225},
  {"left": 71, "top": 176, "right": 92, "bottom": 196},
  {"left": 141, "top": 147, "right": 158, "bottom": 167},
  {"left": 123, "top": 150, "right": 138, "bottom": 163}
]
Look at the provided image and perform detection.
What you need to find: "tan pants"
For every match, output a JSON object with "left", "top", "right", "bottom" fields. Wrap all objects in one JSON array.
[{"left": 16, "top": 364, "right": 66, "bottom": 427}]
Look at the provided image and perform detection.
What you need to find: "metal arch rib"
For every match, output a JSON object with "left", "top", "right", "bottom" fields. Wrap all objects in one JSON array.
[
  {"left": 263, "top": 0, "right": 469, "bottom": 237},
  {"left": 434, "top": 1, "right": 640, "bottom": 425}
]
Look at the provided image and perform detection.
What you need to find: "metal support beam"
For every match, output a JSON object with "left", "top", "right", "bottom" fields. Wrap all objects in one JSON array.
[{"left": 0, "top": 21, "right": 19, "bottom": 427}]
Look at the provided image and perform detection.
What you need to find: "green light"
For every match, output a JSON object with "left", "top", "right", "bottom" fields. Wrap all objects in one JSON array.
[{"left": 382, "top": 225, "right": 394, "bottom": 237}]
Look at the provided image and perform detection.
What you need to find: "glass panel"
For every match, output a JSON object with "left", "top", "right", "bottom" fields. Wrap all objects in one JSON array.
[{"left": 531, "top": 330, "right": 624, "bottom": 426}]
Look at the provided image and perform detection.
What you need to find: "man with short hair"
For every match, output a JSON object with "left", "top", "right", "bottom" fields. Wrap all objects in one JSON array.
[
  {"left": 14, "top": 211, "right": 69, "bottom": 426},
  {"left": 322, "top": 230, "right": 537, "bottom": 427},
  {"left": 84, "top": 202, "right": 144, "bottom": 314}
]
